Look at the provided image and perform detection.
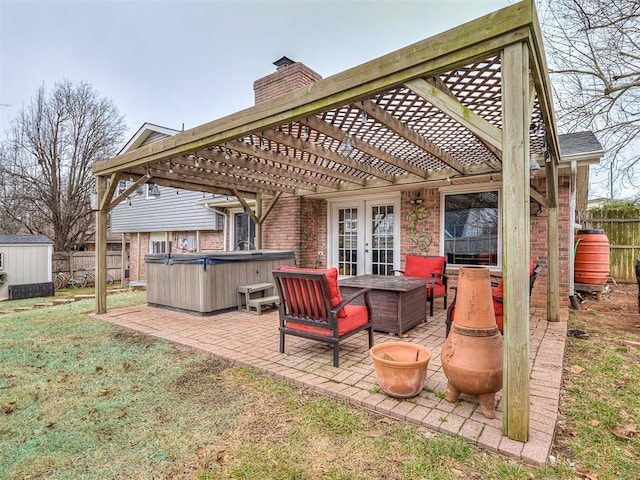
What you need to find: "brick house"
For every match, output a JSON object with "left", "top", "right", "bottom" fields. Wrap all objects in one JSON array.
[{"left": 93, "top": 0, "right": 604, "bottom": 440}]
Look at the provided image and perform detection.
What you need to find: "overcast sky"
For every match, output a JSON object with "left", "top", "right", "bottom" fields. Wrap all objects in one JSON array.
[{"left": 0, "top": 0, "right": 509, "bottom": 145}]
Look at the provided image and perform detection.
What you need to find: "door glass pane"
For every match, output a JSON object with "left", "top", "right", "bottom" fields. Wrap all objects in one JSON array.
[
  {"left": 234, "top": 213, "right": 256, "bottom": 250},
  {"left": 337, "top": 208, "right": 358, "bottom": 276},
  {"left": 371, "top": 205, "right": 394, "bottom": 275},
  {"left": 444, "top": 191, "right": 498, "bottom": 266}
]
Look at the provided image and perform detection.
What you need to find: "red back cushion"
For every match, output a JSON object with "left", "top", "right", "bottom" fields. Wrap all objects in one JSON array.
[
  {"left": 276, "top": 266, "right": 345, "bottom": 316},
  {"left": 404, "top": 255, "right": 445, "bottom": 285},
  {"left": 492, "top": 260, "right": 535, "bottom": 299}
]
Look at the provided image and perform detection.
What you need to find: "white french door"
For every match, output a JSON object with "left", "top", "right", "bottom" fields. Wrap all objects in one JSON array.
[{"left": 328, "top": 194, "right": 400, "bottom": 276}]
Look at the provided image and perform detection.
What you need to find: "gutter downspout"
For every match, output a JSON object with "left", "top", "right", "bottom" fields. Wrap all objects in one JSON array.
[{"left": 569, "top": 160, "right": 579, "bottom": 309}]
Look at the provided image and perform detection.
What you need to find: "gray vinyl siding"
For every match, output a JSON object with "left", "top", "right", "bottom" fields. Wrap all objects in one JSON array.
[
  {"left": 110, "top": 187, "right": 220, "bottom": 233},
  {"left": 140, "top": 131, "right": 170, "bottom": 147}
]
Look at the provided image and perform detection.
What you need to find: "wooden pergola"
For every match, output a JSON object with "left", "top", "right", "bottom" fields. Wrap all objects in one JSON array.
[{"left": 92, "top": 0, "right": 561, "bottom": 441}]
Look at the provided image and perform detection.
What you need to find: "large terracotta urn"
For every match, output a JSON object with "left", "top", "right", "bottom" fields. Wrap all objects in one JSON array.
[
  {"left": 370, "top": 342, "right": 431, "bottom": 398},
  {"left": 441, "top": 266, "right": 503, "bottom": 418}
]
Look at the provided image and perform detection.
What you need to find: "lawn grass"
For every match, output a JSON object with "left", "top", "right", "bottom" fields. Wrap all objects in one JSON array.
[
  {"left": 1, "top": 292, "right": 637, "bottom": 479},
  {"left": 554, "top": 312, "right": 640, "bottom": 480}
]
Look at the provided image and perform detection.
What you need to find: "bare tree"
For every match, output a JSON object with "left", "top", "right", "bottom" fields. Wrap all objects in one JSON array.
[
  {"left": 0, "top": 80, "right": 126, "bottom": 251},
  {"left": 538, "top": 0, "right": 640, "bottom": 198}
]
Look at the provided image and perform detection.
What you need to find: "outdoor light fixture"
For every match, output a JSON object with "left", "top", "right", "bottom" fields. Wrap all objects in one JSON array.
[
  {"left": 489, "top": 171, "right": 494, "bottom": 182},
  {"left": 194, "top": 156, "right": 200, "bottom": 168},
  {"left": 169, "top": 161, "right": 174, "bottom": 174},
  {"left": 530, "top": 157, "right": 541, "bottom": 171},
  {"left": 338, "top": 133, "right": 354, "bottom": 156},
  {"left": 89, "top": 192, "right": 98, "bottom": 211},
  {"left": 224, "top": 146, "right": 230, "bottom": 160},
  {"left": 126, "top": 197, "right": 131, "bottom": 206},
  {"left": 146, "top": 167, "right": 151, "bottom": 178}
]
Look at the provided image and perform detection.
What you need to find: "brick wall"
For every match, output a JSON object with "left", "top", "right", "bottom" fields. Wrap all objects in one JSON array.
[
  {"left": 262, "top": 197, "right": 301, "bottom": 255},
  {"left": 199, "top": 231, "right": 224, "bottom": 252}
]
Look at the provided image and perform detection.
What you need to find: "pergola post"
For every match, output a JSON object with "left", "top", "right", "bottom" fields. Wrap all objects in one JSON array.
[
  {"left": 501, "top": 41, "right": 531, "bottom": 441},
  {"left": 547, "top": 159, "right": 561, "bottom": 321},
  {"left": 95, "top": 175, "right": 108, "bottom": 314}
]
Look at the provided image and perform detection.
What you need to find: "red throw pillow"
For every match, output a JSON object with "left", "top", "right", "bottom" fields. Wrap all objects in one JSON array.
[
  {"left": 404, "top": 255, "right": 445, "bottom": 285},
  {"left": 276, "top": 266, "right": 345, "bottom": 316}
]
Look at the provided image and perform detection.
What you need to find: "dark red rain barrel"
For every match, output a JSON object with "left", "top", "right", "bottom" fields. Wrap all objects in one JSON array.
[{"left": 574, "top": 229, "right": 610, "bottom": 285}]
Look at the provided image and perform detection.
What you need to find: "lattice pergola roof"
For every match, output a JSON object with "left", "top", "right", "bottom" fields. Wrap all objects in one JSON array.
[{"left": 93, "top": 1, "right": 559, "bottom": 208}]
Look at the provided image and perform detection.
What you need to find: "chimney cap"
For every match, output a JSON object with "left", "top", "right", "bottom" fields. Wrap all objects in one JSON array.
[{"left": 273, "top": 56, "right": 296, "bottom": 69}]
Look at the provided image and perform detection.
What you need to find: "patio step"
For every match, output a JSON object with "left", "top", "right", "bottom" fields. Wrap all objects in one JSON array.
[{"left": 246, "top": 295, "right": 280, "bottom": 315}]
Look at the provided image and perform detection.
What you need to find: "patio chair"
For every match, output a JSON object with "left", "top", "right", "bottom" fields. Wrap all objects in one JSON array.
[
  {"left": 394, "top": 255, "right": 448, "bottom": 316},
  {"left": 273, "top": 266, "right": 373, "bottom": 368},
  {"left": 445, "top": 261, "right": 541, "bottom": 336}
]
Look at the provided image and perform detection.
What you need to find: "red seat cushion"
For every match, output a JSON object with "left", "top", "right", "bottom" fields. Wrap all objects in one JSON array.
[
  {"left": 285, "top": 305, "right": 369, "bottom": 337},
  {"left": 277, "top": 265, "right": 346, "bottom": 317},
  {"left": 404, "top": 255, "right": 445, "bottom": 286}
]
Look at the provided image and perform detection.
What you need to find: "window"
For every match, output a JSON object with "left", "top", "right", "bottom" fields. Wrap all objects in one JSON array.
[
  {"left": 151, "top": 241, "right": 166, "bottom": 253},
  {"left": 177, "top": 234, "right": 196, "bottom": 252},
  {"left": 0, "top": 252, "right": 3, "bottom": 270},
  {"left": 150, "top": 232, "right": 169, "bottom": 253},
  {"left": 442, "top": 190, "right": 499, "bottom": 267},
  {"left": 146, "top": 183, "right": 161, "bottom": 199},
  {"left": 117, "top": 180, "right": 128, "bottom": 195}
]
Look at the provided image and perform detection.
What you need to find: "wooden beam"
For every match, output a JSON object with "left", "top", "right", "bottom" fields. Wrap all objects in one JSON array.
[
  {"left": 201, "top": 142, "right": 337, "bottom": 190},
  {"left": 99, "top": 173, "right": 120, "bottom": 212},
  {"left": 501, "top": 41, "right": 530, "bottom": 442},
  {"left": 261, "top": 129, "right": 395, "bottom": 183},
  {"left": 225, "top": 138, "right": 363, "bottom": 187},
  {"left": 185, "top": 152, "right": 304, "bottom": 193},
  {"left": 361, "top": 100, "right": 466, "bottom": 174},
  {"left": 108, "top": 174, "right": 150, "bottom": 211},
  {"left": 529, "top": 187, "right": 547, "bottom": 208},
  {"left": 150, "top": 173, "right": 274, "bottom": 197},
  {"left": 233, "top": 189, "right": 260, "bottom": 226},
  {"left": 260, "top": 191, "right": 282, "bottom": 223},
  {"left": 305, "top": 115, "right": 429, "bottom": 178},
  {"left": 94, "top": 175, "right": 108, "bottom": 314},
  {"left": 405, "top": 78, "right": 503, "bottom": 152},
  {"left": 547, "top": 158, "right": 560, "bottom": 322}
]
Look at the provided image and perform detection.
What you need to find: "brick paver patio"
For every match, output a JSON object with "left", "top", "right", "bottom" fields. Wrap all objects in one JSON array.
[{"left": 94, "top": 303, "right": 566, "bottom": 467}]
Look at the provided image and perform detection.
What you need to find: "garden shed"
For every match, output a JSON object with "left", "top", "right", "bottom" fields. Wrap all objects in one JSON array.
[{"left": 0, "top": 235, "right": 55, "bottom": 301}]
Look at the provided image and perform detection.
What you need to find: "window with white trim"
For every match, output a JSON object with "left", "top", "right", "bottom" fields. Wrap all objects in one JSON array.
[
  {"left": 149, "top": 232, "right": 169, "bottom": 253},
  {"left": 442, "top": 188, "right": 499, "bottom": 267}
]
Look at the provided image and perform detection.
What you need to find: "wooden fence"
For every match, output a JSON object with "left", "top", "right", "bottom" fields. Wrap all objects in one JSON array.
[
  {"left": 578, "top": 206, "right": 640, "bottom": 282},
  {"left": 53, "top": 252, "right": 124, "bottom": 281}
]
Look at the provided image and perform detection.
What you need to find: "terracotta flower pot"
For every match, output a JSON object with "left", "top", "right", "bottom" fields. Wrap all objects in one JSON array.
[
  {"left": 441, "top": 266, "right": 503, "bottom": 418},
  {"left": 370, "top": 342, "right": 431, "bottom": 398}
]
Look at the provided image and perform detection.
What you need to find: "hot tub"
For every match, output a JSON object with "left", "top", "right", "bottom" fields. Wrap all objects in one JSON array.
[{"left": 145, "top": 250, "right": 295, "bottom": 314}]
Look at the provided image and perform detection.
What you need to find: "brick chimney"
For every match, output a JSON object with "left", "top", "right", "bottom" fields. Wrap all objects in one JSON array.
[{"left": 253, "top": 56, "right": 323, "bottom": 104}]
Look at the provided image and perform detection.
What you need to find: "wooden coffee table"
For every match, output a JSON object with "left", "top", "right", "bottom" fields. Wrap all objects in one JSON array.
[{"left": 339, "top": 275, "right": 430, "bottom": 336}]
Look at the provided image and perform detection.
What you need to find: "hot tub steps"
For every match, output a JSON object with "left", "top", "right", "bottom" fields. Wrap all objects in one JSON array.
[
  {"left": 237, "top": 283, "right": 278, "bottom": 314},
  {"left": 247, "top": 295, "right": 280, "bottom": 315}
]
